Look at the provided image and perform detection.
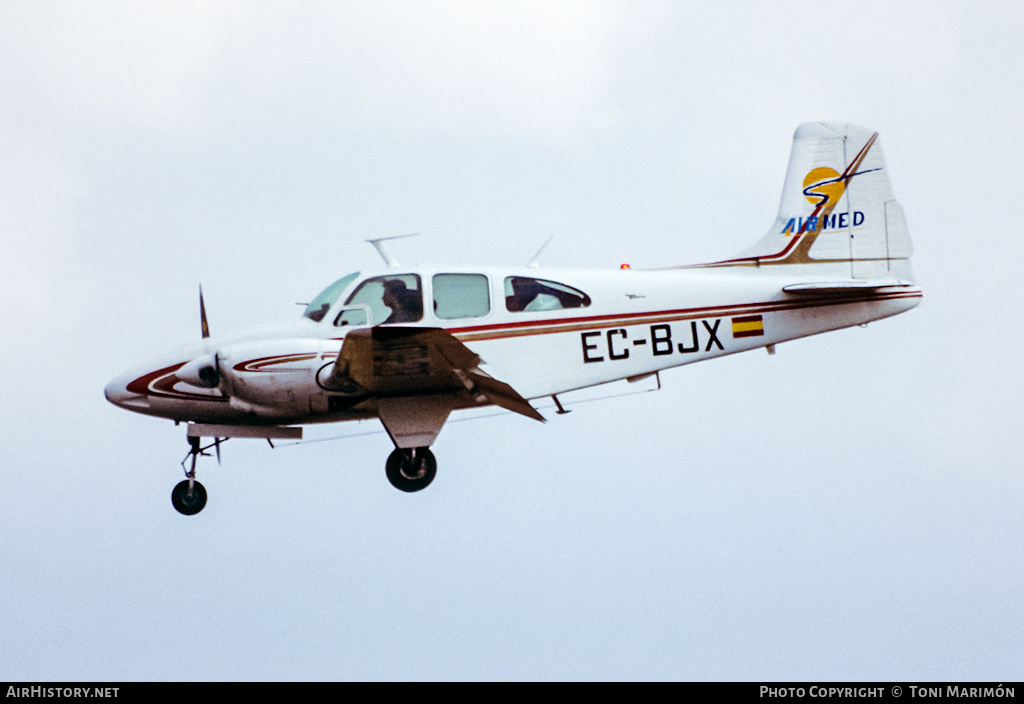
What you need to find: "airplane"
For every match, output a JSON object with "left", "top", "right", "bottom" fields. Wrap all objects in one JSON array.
[{"left": 105, "top": 121, "right": 922, "bottom": 515}]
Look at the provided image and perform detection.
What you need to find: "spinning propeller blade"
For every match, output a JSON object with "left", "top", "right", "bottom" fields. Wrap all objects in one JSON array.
[{"left": 199, "top": 285, "right": 210, "bottom": 339}]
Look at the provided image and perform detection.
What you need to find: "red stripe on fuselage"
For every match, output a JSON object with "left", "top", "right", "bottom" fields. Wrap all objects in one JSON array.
[
  {"left": 127, "top": 289, "right": 921, "bottom": 402},
  {"left": 125, "top": 362, "right": 229, "bottom": 402}
]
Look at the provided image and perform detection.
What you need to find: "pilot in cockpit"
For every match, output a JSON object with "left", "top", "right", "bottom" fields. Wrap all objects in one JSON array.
[
  {"left": 381, "top": 279, "right": 423, "bottom": 324},
  {"left": 306, "top": 303, "right": 330, "bottom": 322}
]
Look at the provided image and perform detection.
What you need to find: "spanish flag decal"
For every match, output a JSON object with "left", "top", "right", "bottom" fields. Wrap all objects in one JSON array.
[{"left": 732, "top": 315, "right": 764, "bottom": 338}]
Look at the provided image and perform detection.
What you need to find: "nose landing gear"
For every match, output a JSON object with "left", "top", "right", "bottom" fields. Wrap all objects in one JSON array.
[
  {"left": 167, "top": 424, "right": 302, "bottom": 515},
  {"left": 172, "top": 435, "right": 221, "bottom": 516},
  {"left": 171, "top": 477, "right": 207, "bottom": 515}
]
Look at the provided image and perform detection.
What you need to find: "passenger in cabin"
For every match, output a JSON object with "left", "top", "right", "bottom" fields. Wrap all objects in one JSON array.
[
  {"left": 506, "top": 277, "right": 543, "bottom": 312},
  {"left": 381, "top": 279, "right": 423, "bottom": 324},
  {"left": 506, "top": 276, "right": 590, "bottom": 312}
]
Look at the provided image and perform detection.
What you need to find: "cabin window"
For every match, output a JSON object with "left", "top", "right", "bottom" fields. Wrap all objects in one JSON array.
[
  {"left": 336, "top": 274, "right": 423, "bottom": 326},
  {"left": 432, "top": 274, "right": 490, "bottom": 320},
  {"left": 303, "top": 272, "right": 359, "bottom": 322},
  {"left": 504, "top": 276, "right": 591, "bottom": 312}
]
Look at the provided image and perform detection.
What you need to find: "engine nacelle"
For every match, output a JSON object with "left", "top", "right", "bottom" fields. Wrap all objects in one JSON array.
[
  {"left": 175, "top": 353, "right": 220, "bottom": 388},
  {"left": 210, "top": 338, "right": 328, "bottom": 414}
]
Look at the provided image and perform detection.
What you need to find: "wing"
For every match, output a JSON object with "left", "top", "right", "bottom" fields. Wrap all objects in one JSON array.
[{"left": 328, "top": 326, "right": 543, "bottom": 448}]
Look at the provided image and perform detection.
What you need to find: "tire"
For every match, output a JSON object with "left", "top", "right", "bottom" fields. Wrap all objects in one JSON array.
[
  {"left": 171, "top": 479, "right": 208, "bottom": 515},
  {"left": 385, "top": 447, "right": 437, "bottom": 492}
]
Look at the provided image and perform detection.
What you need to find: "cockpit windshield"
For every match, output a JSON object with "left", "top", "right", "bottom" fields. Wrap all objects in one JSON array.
[{"left": 302, "top": 272, "right": 360, "bottom": 321}]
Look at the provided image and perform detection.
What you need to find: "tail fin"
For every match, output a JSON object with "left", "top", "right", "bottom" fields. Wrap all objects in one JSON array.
[{"left": 716, "top": 122, "right": 913, "bottom": 282}]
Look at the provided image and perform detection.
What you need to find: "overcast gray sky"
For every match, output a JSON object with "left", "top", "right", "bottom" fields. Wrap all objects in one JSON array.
[{"left": 2, "top": 0, "right": 1021, "bottom": 681}]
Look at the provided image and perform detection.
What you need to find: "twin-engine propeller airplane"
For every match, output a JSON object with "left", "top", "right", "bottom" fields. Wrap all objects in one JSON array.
[{"left": 106, "top": 122, "right": 922, "bottom": 515}]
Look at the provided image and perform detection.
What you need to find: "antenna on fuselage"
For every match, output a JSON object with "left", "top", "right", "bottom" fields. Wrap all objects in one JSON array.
[
  {"left": 527, "top": 235, "right": 554, "bottom": 268},
  {"left": 366, "top": 233, "right": 419, "bottom": 267}
]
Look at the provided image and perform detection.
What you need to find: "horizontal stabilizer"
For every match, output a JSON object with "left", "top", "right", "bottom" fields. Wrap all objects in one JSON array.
[{"left": 782, "top": 281, "right": 918, "bottom": 296}]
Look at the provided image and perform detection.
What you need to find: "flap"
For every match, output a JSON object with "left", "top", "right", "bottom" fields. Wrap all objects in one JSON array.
[{"left": 462, "top": 369, "right": 545, "bottom": 422}]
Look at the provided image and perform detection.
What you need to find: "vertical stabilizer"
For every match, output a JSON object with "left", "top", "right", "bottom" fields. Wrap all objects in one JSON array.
[{"left": 707, "top": 122, "right": 913, "bottom": 282}]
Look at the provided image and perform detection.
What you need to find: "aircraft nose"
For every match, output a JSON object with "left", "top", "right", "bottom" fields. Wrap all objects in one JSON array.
[
  {"left": 104, "top": 371, "right": 148, "bottom": 410},
  {"left": 104, "top": 373, "right": 128, "bottom": 406}
]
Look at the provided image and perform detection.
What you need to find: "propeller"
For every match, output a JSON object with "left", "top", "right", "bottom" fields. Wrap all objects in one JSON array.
[
  {"left": 199, "top": 285, "right": 210, "bottom": 339},
  {"left": 200, "top": 286, "right": 222, "bottom": 465},
  {"left": 177, "top": 285, "right": 220, "bottom": 386}
]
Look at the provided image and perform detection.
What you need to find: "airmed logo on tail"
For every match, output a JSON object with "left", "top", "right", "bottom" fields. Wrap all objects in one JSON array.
[
  {"left": 683, "top": 127, "right": 886, "bottom": 269},
  {"left": 781, "top": 211, "right": 866, "bottom": 235},
  {"left": 780, "top": 141, "right": 882, "bottom": 237},
  {"left": 803, "top": 167, "right": 847, "bottom": 207}
]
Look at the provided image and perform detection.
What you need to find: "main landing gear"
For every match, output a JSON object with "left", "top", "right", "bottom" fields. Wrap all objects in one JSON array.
[{"left": 385, "top": 447, "right": 437, "bottom": 492}]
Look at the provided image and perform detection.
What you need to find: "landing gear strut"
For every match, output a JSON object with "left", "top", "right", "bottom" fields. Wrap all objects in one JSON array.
[{"left": 385, "top": 447, "right": 437, "bottom": 492}]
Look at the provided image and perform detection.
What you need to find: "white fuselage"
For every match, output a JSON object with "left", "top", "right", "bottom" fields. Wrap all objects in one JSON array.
[{"left": 104, "top": 264, "right": 922, "bottom": 427}]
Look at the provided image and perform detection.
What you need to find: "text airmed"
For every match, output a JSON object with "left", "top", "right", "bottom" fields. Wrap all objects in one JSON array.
[{"left": 781, "top": 211, "right": 865, "bottom": 235}]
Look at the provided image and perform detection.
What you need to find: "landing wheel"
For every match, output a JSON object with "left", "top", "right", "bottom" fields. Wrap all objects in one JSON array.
[
  {"left": 172, "top": 479, "right": 208, "bottom": 515},
  {"left": 386, "top": 447, "right": 437, "bottom": 492}
]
